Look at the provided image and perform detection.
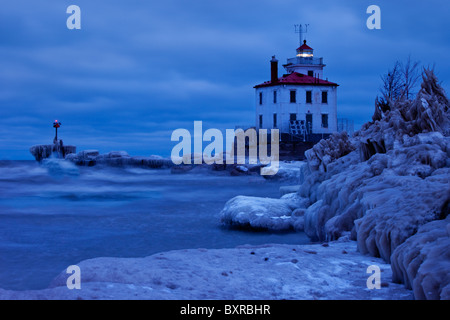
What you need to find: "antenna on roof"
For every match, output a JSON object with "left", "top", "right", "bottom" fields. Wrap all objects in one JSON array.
[{"left": 294, "top": 24, "right": 309, "bottom": 46}]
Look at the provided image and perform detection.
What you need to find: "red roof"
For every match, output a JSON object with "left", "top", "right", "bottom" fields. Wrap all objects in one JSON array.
[
  {"left": 297, "top": 40, "right": 313, "bottom": 51},
  {"left": 254, "top": 72, "right": 338, "bottom": 88},
  {"left": 297, "top": 43, "right": 313, "bottom": 51}
]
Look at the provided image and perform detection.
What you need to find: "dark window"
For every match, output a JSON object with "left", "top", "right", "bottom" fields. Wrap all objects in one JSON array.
[
  {"left": 259, "top": 92, "right": 263, "bottom": 105},
  {"left": 259, "top": 114, "right": 263, "bottom": 128},
  {"left": 306, "top": 90, "right": 312, "bottom": 103},
  {"left": 322, "top": 91, "right": 328, "bottom": 104},
  {"left": 290, "top": 113, "right": 297, "bottom": 121},
  {"left": 273, "top": 90, "right": 277, "bottom": 104},
  {"left": 321, "top": 114, "right": 329, "bottom": 128},
  {"left": 290, "top": 90, "right": 296, "bottom": 103},
  {"left": 273, "top": 113, "right": 277, "bottom": 128},
  {"left": 308, "top": 70, "right": 314, "bottom": 77}
]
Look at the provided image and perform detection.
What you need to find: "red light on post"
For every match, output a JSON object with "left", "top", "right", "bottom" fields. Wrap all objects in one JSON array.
[{"left": 53, "top": 120, "right": 61, "bottom": 142}]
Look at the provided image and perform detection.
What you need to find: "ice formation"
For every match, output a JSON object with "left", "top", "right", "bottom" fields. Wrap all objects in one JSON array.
[
  {"left": 220, "top": 194, "right": 309, "bottom": 231},
  {"left": 220, "top": 69, "right": 450, "bottom": 299},
  {"left": 390, "top": 216, "right": 450, "bottom": 300},
  {"left": 65, "top": 150, "right": 173, "bottom": 168},
  {"left": 30, "top": 140, "right": 76, "bottom": 162}
]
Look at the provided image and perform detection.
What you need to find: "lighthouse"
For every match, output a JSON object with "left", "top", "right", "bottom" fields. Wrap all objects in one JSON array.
[{"left": 254, "top": 39, "right": 339, "bottom": 142}]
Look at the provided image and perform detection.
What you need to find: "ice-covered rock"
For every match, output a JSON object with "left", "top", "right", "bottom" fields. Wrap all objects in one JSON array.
[
  {"left": 263, "top": 161, "right": 304, "bottom": 182},
  {"left": 230, "top": 165, "right": 250, "bottom": 176},
  {"left": 65, "top": 150, "right": 99, "bottom": 166},
  {"left": 66, "top": 150, "right": 174, "bottom": 169},
  {"left": 305, "top": 131, "right": 356, "bottom": 173},
  {"left": 294, "top": 69, "right": 450, "bottom": 299},
  {"left": 219, "top": 69, "right": 450, "bottom": 299},
  {"left": 219, "top": 194, "right": 309, "bottom": 231},
  {"left": 354, "top": 170, "right": 449, "bottom": 261},
  {"left": 30, "top": 140, "right": 76, "bottom": 162},
  {"left": 129, "top": 155, "right": 173, "bottom": 168},
  {"left": 390, "top": 216, "right": 450, "bottom": 300}
]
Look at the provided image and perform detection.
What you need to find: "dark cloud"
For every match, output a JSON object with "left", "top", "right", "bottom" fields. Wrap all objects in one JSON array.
[{"left": 0, "top": 0, "right": 449, "bottom": 159}]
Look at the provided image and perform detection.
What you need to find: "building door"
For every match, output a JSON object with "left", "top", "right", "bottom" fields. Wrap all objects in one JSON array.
[{"left": 306, "top": 113, "right": 312, "bottom": 134}]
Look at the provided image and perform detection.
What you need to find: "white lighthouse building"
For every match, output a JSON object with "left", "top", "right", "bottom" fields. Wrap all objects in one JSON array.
[{"left": 254, "top": 40, "right": 338, "bottom": 142}]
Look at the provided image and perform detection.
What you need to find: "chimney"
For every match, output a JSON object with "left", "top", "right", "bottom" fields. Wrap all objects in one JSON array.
[{"left": 270, "top": 55, "right": 278, "bottom": 83}]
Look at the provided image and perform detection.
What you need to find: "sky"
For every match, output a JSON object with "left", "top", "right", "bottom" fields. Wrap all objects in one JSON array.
[{"left": 1, "top": 0, "right": 449, "bottom": 159}]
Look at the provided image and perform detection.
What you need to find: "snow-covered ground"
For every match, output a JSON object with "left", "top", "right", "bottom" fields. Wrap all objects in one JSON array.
[{"left": 0, "top": 238, "right": 413, "bottom": 300}]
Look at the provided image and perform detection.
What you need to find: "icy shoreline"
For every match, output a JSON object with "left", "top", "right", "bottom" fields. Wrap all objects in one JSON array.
[
  {"left": 1, "top": 69, "right": 448, "bottom": 300},
  {"left": 218, "top": 69, "right": 450, "bottom": 300},
  {"left": 0, "top": 238, "right": 413, "bottom": 300}
]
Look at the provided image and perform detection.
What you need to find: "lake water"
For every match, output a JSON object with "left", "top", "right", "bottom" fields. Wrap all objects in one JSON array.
[{"left": 0, "top": 160, "right": 309, "bottom": 290}]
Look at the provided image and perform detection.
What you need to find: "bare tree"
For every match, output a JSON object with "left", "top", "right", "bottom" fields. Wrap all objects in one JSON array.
[
  {"left": 373, "top": 57, "right": 421, "bottom": 121},
  {"left": 380, "top": 61, "right": 403, "bottom": 102},
  {"left": 400, "top": 55, "right": 420, "bottom": 100},
  {"left": 374, "top": 61, "right": 403, "bottom": 119}
]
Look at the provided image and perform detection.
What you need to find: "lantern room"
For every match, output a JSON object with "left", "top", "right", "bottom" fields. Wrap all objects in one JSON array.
[{"left": 296, "top": 40, "right": 314, "bottom": 58}]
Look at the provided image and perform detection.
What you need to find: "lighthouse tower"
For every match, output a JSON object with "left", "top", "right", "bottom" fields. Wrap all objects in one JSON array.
[
  {"left": 254, "top": 39, "right": 339, "bottom": 142},
  {"left": 285, "top": 40, "right": 325, "bottom": 78}
]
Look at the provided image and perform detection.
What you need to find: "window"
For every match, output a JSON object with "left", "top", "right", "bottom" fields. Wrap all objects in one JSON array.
[
  {"left": 308, "top": 70, "right": 314, "bottom": 77},
  {"left": 259, "top": 92, "right": 263, "bottom": 105},
  {"left": 259, "top": 115, "right": 263, "bottom": 128},
  {"left": 273, "top": 113, "right": 277, "bottom": 128},
  {"left": 290, "top": 90, "right": 296, "bottom": 103},
  {"left": 321, "top": 114, "right": 329, "bottom": 128},
  {"left": 273, "top": 90, "right": 277, "bottom": 104},
  {"left": 306, "top": 90, "right": 312, "bottom": 103},
  {"left": 322, "top": 91, "right": 328, "bottom": 104},
  {"left": 290, "top": 113, "right": 297, "bottom": 121}
]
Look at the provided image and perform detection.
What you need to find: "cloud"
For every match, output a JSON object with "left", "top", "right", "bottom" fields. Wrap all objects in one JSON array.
[{"left": 0, "top": 0, "right": 449, "bottom": 159}]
